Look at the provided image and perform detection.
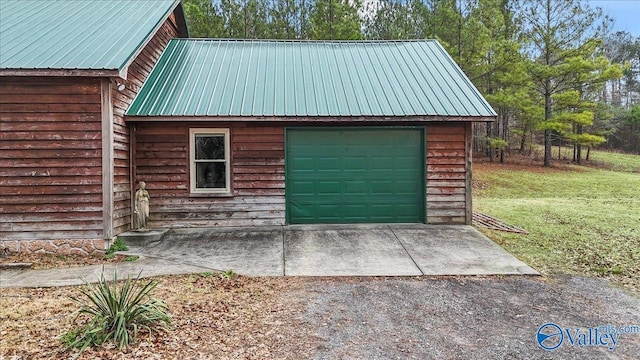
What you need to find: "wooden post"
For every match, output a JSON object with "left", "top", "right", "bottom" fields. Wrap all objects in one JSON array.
[
  {"left": 130, "top": 124, "right": 137, "bottom": 229},
  {"left": 101, "top": 80, "right": 114, "bottom": 239},
  {"left": 465, "top": 122, "right": 473, "bottom": 225}
]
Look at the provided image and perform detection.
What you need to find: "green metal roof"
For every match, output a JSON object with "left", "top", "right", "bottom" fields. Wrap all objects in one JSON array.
[
  {"left": 0, "top": 0, "right": 181, "bottom": 76},
  {"left": 127, "top": 39, "right": 496, "bottom": 118}
]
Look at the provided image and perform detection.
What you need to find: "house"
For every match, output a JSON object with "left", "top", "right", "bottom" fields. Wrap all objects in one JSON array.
[
  {"left": 0, "top": 0, "right": 188, "bottom": 254},
  {"left": 1, "top": 1, "right": 496, "bottom": 255}
]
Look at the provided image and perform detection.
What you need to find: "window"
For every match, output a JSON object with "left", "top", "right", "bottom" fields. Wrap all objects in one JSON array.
[{"left": 189, "top": 129, "right": 230, "bottom": 194}]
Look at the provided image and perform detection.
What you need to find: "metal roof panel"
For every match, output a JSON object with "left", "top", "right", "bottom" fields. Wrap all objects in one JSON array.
[
  {"left": 127, "top": 39, "right": 497, "bottom": 118},
  {"left": 0, "top": 0, "right": 179, "bottom": 72}
]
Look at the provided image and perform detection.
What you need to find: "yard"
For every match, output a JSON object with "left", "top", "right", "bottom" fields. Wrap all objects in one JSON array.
[
  {"left": 1, "top": 150, "right": 639, "bottom": 359},
  {"left": 473, "top": 150, "right": 640, "bottom": 294}
]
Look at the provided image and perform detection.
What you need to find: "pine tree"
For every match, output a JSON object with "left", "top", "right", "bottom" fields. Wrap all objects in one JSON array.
[
  {"left": 518, "top": 0, "right": 611, "bottom": 167},
  {"left": 310, "top": 0, "right": 362, "bottom": 40}
]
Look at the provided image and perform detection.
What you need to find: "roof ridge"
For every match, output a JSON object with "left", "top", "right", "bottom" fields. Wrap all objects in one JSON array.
[{"left": 171, "top": 38, "right": 439, "bottom": 43}]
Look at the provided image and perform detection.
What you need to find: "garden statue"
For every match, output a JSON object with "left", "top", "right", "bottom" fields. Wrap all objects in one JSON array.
[{"left": 134, "top": 181, "right": 150, "bottom": 231}]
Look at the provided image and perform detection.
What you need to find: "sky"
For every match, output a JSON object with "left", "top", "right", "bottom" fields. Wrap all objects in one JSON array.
[{"left": 588, "top": 0, "right": 640, "bottom": 36}]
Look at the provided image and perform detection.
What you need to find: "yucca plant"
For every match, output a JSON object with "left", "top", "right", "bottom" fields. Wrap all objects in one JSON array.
[{"left": 66, "top": 269, "right": 171, "bottom": 352}]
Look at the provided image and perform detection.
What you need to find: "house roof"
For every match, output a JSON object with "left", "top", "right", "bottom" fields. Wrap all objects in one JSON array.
[
  {"left": 126, "top": 39, "right": 497, "bottom": 119},
  {"left": 0, "top": 0, "right": 186, "bottom": 78}
]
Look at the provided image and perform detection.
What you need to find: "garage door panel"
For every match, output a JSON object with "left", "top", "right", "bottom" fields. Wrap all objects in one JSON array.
[
  {"left": 373, "top": 157, "right": 393, "bottom": 169},
  {"left": 315, "top": 204, "right": 343, "bottom": 220},
  {"left": 370, "top": 180, "right": 394, "bottom": 194},
  {"left": 344, "top": 180, "right": 367, "bottom": 193},
  {"left": 317, "top": 157, "right": 339, "bottom": 168},
  {"left": 397, "top": 180, "right": 422, "bottom": 193},
  {"left": 286, "top": 128, "right": 424, "bottom": 224},
  {"left": 290, "top": 157, "right": 315, "bottom": 170},
  {"left": 289, "top": 181, "right": 315, "bottom": 195},
  {"left": 344, "top": 157, "right": 368, "bottom": 170}
]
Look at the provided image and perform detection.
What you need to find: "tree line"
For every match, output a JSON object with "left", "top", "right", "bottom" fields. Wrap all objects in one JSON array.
[{"left": 183, "top": 0, "right": 640, "bottom": 165}]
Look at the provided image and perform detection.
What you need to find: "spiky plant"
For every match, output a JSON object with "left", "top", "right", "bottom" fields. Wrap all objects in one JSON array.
[{"left": 66, "top": 269, "right": 171, "bottom": 352}]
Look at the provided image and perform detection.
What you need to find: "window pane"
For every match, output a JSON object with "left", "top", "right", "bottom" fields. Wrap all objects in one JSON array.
[
  {"left": 196, "top": 162, "right": 226, "bottom": 189},
  {"left": 195, "top": 135, "right": 225, "bottom": 160}
]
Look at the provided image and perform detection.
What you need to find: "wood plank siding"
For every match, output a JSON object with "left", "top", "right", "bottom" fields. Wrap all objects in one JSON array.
[
  {"left": 0, "top": 77, "right": 103, "bottom": 240},
  {"left": 133, "top": 122, "right": 470, "bottom": 227},
  {"left": 134, "top": 123, "right": 286, "bottom": 228},
  {"left": 426, "top": 123, "right": 471, "bottom": 224},
  {"left": 112, "top": 16, "right": 180, "bottom": 235}
]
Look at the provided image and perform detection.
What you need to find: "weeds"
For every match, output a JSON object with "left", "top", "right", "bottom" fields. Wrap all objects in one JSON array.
[
  {"left": 103, "top": 238, "right": 129, "bottom": 260},
  {"left": 220, "top": 270, "right": 237, "bottom": 280},
  {"left": 106, "top": 238, "right": 128, "bottom": 255}
]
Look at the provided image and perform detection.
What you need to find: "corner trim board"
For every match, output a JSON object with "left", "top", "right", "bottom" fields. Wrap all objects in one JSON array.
[
  {"left": 465, "top": 122, "right": 473, "bottom": 225},
  {"left": 101, "top": 79, "right": 115, "bottom": 239}
]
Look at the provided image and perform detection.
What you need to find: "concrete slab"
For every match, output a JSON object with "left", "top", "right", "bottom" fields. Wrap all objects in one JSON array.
[
  {"left": 118, "top": 229, "right": 169, "bottom": 246},
  {"left": 284, "top": 224, "right": 423, "bottom": 276},
  {"left": 0, "top": 258, "right": 210, "bottom": 288},
  {"left": 0, "top": 224, "right": 538, "bottom": 288},
  {"left": 132, "top": 227, "right": 284, "bottom": 276},
  {"left": 389, "top": 224, "right": 538, "bottom": 275}
]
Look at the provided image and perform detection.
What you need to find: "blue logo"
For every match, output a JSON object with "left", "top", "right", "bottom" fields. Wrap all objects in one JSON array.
[{"left": 537, "top": 323, "right": 564, "bottom": 351}]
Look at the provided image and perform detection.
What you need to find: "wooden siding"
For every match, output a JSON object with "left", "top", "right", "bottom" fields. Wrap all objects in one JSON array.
[
  {"left": 134, "top": 123, "right": 285, "bottom": 228},
  {"left": 426, "top": 123, "right": 470, "bottom": 224},
  {"left": 133, "top": 122, "right": 470, "bottom": 227},
  {"left": 0, "top": 77, "right": 103, "bottom": 240},
  {"left": 112, "top": 16, "right": 180, "bottom": 235}
]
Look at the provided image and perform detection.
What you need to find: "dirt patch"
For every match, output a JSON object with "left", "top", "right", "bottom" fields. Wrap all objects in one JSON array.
[
  {"left": 0, "top": 274, "right": 317, "bottom": 359},
  {"left": 0, "top": 252, "right": 135, "bottom": 270},
  {"left": 1, "top": 275, "right": 638, "bottom": 359}
]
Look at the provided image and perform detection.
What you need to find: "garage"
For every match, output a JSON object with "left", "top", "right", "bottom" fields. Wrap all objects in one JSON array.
[
  {"left": 124, "top": 40, "right": 496, "bottom": 230},
  {"left": 286, "top": 128, "right": 425, "bottom": 224}
]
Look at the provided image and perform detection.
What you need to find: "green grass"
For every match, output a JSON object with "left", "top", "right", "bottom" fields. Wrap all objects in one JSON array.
[
  {"left": 474, "top": 160, "right": 640, "bottom": 294},
  {"left": 588, "top": 150, "right": 640, "bottom": 173},
  {"left": 541, "top": 146, "right": 640, "bottom": 173}
]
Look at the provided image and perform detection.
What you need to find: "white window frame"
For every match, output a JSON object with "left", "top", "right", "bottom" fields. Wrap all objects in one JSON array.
[{"left": 189, "top": 128, "right": 231, "bottom": 194}]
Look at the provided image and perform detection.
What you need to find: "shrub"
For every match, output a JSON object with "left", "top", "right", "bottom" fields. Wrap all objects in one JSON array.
[{"left": 65, "top": 269, "right": 171, "bottom": 352}]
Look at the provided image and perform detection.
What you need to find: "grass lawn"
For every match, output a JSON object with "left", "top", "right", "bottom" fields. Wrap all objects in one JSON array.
[
  {"left": 544, "top": 146, "right": 640, "bottom": 173},
  {"left": 473, "top": 151, "right": 640, "bottom": 294},
  {"left": 588, "top": 150, "right": 640, "bottom": 173}
]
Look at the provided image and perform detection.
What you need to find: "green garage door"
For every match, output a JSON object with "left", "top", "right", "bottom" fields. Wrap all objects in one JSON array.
[{"left": 286, "top": 128, "right": 425, "bottom": 224}]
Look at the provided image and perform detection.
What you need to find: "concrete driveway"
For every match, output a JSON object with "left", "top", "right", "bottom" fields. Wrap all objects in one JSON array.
[{"left": 125, "top": 224, "right": 538, "bottom": 277}]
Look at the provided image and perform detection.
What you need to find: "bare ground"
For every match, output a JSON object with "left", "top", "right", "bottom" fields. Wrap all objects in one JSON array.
[
  {"left": 0, "top": 252, "right": 133, "bottom": 270},
  {"left": 1, "top": 274, "right": 639, "bottom": 359}
]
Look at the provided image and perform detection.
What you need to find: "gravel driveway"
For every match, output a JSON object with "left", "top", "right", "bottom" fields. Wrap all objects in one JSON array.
[{"left": 290, "top": 275, "right": 640, "bottom": 359}]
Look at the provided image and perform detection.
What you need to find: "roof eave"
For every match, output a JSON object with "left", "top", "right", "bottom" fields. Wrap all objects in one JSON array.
[
  {"left": 117, "top": 0, "right": 188, "bottom": 80},
  {"left": 125, "top": 115, "right": 497, "bottom": 122},
  {"left": 0, "top": 68, "right": 122, "bottom": 78}
]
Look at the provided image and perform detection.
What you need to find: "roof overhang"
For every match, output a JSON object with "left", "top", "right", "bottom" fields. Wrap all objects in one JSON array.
[
  {"left": 118, "top": 0, "right": 188, "bottom": 81},
  {"left": 125, "top": 115, "right": 497, "bottom": 122},
  {"left": 0, "top": 0, "right": 187, "bottom": 81},
  {"left": 0, "top": 68, "right": 125, "bottom": 79}
]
